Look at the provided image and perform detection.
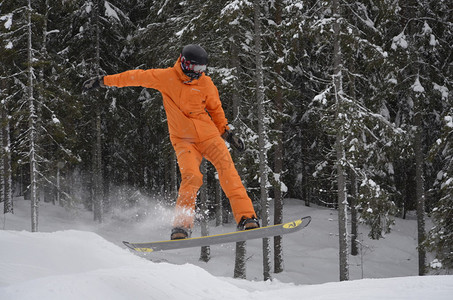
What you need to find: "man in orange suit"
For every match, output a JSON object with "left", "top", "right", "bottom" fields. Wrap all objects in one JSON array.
[{"left": 83, "top": 44, "right": 259, "bottom": 239}]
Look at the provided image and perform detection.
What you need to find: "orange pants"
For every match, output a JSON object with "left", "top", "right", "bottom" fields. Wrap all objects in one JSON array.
[{"left": 172, "top": 136, "right": 256, "bottom": 229}]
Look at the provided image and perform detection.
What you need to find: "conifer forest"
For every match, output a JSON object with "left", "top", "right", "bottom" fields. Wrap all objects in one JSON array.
[{"left": 0, "top": 0, "right": 452, "bottom": 277}]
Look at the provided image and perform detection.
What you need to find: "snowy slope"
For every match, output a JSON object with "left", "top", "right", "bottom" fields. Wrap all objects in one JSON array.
[
  {"left": 0, "top": 229, "right": 452, "bottom": 300},
  {"left": 2, "top": 197, "right": 422, "bottom": 284},
  {"left": 0, "top": 198, "right": 452, "bottom": 299}
]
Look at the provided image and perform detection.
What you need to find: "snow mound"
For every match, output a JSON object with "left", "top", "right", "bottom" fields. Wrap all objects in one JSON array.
[
  {"left": 0, "top": 230, "right": 452, "bottom": 300},
  {"left": 0, "top": 230, "right": 248, "bottom": 299}
]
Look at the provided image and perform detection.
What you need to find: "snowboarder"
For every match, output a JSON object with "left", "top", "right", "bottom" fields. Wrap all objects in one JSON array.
[{"left": 83, "top": 44, "right": 259, "bottom": 240}]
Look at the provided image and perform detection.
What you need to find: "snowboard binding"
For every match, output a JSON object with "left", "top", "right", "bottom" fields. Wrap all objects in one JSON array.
[{"left": 237, "top": 217, "right": 260, "bottom": 231}]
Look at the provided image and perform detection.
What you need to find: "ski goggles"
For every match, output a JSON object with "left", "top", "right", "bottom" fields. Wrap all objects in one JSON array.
[{"left": 181, "top": 56, "right": 207, "bottom": 74}]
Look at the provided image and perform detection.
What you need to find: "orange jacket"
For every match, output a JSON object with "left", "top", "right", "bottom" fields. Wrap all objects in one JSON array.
[{"left": 103, "top": 58, "right": 229, "bottom": 143}]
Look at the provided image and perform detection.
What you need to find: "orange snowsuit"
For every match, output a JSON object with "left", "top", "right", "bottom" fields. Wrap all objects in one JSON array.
[{"left": 103, "top": 58, "right": 257, "bottom": 229}]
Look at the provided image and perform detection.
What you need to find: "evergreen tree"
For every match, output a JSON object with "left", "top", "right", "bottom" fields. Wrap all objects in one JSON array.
[
  {"left": 2, "top": 0, "right": 44, "bottom": 231},
  {"left": 0, "top": 3, "right": 14, "bottom": 214},
  {"left": 388, "top": 0, "right": 451, "bottom": 275},
  {"left": 426, "top": 112, "right": 453, "bottom": 270}
]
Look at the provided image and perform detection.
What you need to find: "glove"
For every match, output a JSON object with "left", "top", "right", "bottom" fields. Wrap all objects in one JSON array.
[
  {"left": 222, "top": 129, "right": 245, "bottom": 152},
  {"left": 82, "top": 76, "right": 105, "bottom": 93}
]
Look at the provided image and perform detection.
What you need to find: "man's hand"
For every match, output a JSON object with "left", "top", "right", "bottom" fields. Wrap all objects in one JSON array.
[
  {"left": 222, "top": 129, "right": 245, "bottom": 152},
  {"left": 82, "top": 76, "right": 105, "bottom": 93}
]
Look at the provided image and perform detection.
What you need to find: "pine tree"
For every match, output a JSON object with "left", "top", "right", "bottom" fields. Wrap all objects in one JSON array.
[
  {"left": 388, "top": 0, "right": 451, "bottom": 275},
  {"left": 56, "top": 0, "right": 137, "bottom": 217},
  {"left": 426, "top": 111, "right": 453, "bottom": 270},
  {"left": 339, "top": 0, "right": 403, "bottom": 241},
  {"left": 1, "top": 0, "right": 43, "bottom": 231},
  {"left": 0, "top": 4, "right": 14, "bottom": 214}
]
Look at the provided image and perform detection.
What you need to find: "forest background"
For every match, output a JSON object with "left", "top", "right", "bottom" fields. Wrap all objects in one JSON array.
[{"left": 0, "top": 0, "right": 452, "bottom": 279}]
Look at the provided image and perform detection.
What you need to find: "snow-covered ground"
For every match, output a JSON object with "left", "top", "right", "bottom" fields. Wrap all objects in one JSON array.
[{"left": 1, "top": 197, "right": 452, "bottom": 299}]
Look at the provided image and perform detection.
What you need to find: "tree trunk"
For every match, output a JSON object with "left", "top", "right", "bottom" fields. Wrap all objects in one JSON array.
[
  {"left": 215, "top": 176, "right": 222, "bottom": 227},
  {"left": 233, "top": 241, "right": 247, "bottom": 279},
  {"left": 92, "top": 0, "right": 103, "bottom": 223},
  {"left": 254, "top": 0, "right": 271, "bottom": 281},
  {"left": 336, "top": 135, "right": 349, "bottom": 281},
  {"left": 414, "top": 104, "right": 426, "bottom": 275},
  {"left": 332, "top": 0, "right": 349, "bottom": 281},
  {"left": 2, "top": 116, "right": 13, "bottom": 215},
  {"left": 199, "top": 160, "right": 210, "bottom": 262},
  {"left": 27, "top": 0, "right": 39, "bottom": 232},
  {"left": 93, "top": 110, "right": 103, "bottom": 222},
  {"left": 170, "top": 151, "right": 178, "bottom": 203},
  {"left": 273, "top": 0, "right": 284, "bottom": 274},
  {"left": 348, "top": 61, "right": 358, "bottom": 257},
  {"left": 38, "top": 0, "right": 49, "bottom": 205},
  {"left": 0, "top": 105, "right": 3, "bottom": 210},
  {"left": 231, "top": 17, "right": 247, "bottom": 278},
  {"left": 0, "top": 113, "right": 3, "bottom": 208},
  {"left": 230, "top": 27, "right": 241, "bottom": 125},
  {"left": 1, "top": 84, "right": 13, "bottom": 214},
  {"left": 350, "top": 171, "right": 358, "bottom": 256}
]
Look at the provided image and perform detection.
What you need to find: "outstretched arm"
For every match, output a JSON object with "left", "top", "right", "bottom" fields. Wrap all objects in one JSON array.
[
  {"left": 82, "top": 69, "right": 166, "bottom": 93},
  {"left": 103, "top": 69, "right": 164, "bottom": 89}
]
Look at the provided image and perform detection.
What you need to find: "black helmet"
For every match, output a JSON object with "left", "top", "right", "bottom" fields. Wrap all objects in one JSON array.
[{"left": 180, "top": 44, "right": 208, "bottom": 79}]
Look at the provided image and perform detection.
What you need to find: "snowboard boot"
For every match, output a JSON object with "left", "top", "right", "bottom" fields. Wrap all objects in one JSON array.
[
  {"left": 171, "top": 227, "right": 191, "bottom": 240},
  {"left": 237, "top": 217, "right": 260, "bottom": 231}
]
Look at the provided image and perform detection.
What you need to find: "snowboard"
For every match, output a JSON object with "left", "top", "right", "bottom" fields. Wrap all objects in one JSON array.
[{"left": 123, "top": 216, "right": 311, "bottom": 252}]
